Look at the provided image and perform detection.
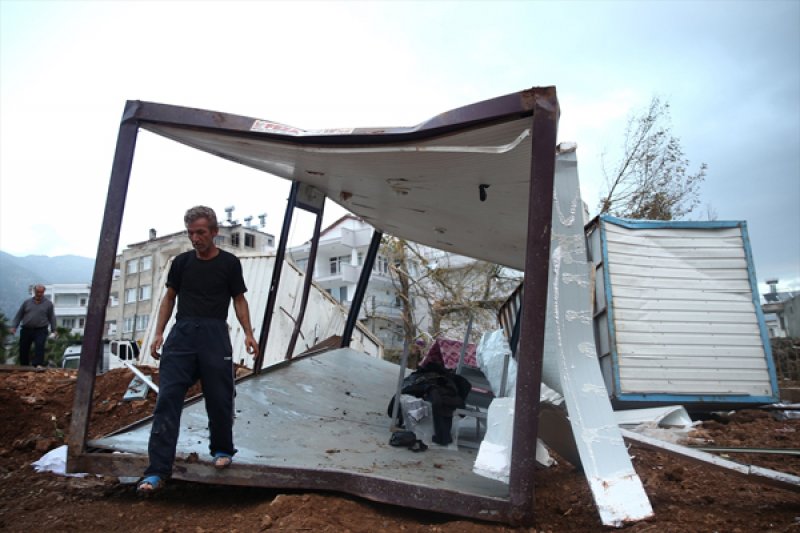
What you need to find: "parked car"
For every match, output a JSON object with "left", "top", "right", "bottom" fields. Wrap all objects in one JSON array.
[{"left": 62, "top": 339, "right": 140, "bottom": 373}]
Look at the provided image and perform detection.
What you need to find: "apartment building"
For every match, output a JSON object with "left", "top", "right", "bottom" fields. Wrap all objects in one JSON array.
[
  {"left": 287, "top": 215, "right": 430, "bottom": 353},
  {"left": 105, "top": 222, "right": 275, "bottom": 343}
]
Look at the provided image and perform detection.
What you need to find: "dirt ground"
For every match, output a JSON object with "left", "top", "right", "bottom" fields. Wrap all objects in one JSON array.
[{"left": 0, "top": 367, "right": 798, "bottom": 532}]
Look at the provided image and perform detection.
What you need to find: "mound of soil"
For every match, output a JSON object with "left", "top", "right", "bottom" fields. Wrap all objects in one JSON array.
[{"left": 0, "top": 367, "right": 798, "bottom": 532}]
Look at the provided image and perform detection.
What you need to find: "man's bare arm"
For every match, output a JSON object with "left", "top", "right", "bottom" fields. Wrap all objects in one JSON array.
[
  {"left": 233, "top": 293, "right": 259, "bottom": 357},
  {"left": 150, "top": 287, "right": 177, "bottom": 360}
]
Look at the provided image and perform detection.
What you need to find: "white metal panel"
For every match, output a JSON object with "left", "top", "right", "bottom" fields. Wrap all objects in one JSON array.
[
  {"left": 620, "top": 344, "right": 766, "bottom": 357},
  {"left": 144, "top": 118, "right": 536, "bottom": 271},
  {"left": 139, "top": 254, "right": 382, "bottom": 369},
  {"left": 539, "top": 152, "right": 653, "bottom": 525},
  {"left": 603, "top": 221, "right": 772, "bottom": 397},
  {"left": 619, "top": 356, "right": 768, "bottom": 370}
]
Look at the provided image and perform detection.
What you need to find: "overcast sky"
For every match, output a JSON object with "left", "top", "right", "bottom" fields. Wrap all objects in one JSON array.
[{"left": 1, "top": 1, "right": 798, "bottom": 292}]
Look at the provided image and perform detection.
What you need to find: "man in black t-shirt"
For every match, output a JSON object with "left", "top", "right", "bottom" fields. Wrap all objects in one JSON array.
[{"left": 137, "top": 206, "right": 259, "bottom": 495}]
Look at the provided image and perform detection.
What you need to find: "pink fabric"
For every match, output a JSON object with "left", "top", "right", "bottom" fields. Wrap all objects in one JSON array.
[{"left": 420, "top": 338, "right": 477, "bottom": 370}]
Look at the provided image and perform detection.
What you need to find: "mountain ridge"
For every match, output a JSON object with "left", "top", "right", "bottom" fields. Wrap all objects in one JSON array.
[{"left": 0, "top": 251, "right": 95, "bottom": 321}]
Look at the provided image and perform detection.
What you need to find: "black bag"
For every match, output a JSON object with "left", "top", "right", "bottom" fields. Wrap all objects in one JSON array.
[
  {"left": 389, "top": 430, "right": 417, "bottom": 447},
  {"left": 389, "top": 430, "right": 428, "bottom": 452}
]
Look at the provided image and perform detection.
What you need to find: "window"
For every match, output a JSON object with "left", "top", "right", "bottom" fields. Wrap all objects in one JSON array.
[
  {"left": 123, "top": 316, "right": 135, "bottom": 333},
  {"left": 373, "top": 255, "right": 389, "bottom": 275},
  {"left": 338, "top": 286, "right": 348, "bottom": 303},
  {"left": 296, "top": 258, "right": 308, "bottom": 271},
  {"left": 357, "top": 252, "right": 364, "bottom": 266},
  {"left": 135, "top": 314, "right": 149, "bottom": 331},
  {"left": 329, "top": 256, "right": 349, "bottom": 275},
  {"left": 214, "top": 235, "right": 226, "bottom": 245},
  {"left": 125, "top": 288, "right": 137, "bottom": 304},
  {"left": 62, "top": 318, "right": 75, "bottom": 329},
  {"left": 245, "top": 233, "right": 255, "bottom": 248},
  {"left": 141, "top": 256, "right": 152, "bottom": 271},
  {"left": 79, "top": 297, "right": 88, "bottom": 307},
  {"left": 126, "top": 258, "right": 138, "bottom": 274},
  {"left": 231, "top": 233, "right": 240, "bottom": 247},
  {"left": 109, "top": 294, "right": 119, "bottom": 307},
  {"left": 139, "top": 285, "right": 152, "bottom": 301},
  {"left": 79, "top": 318, "right": 85, "bottom": 328},
  {"left": 267, "top": 237, "right": 274, "bottom": 247}
]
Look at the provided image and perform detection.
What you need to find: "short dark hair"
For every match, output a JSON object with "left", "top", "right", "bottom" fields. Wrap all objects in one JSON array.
[{"left": 184, "top": 206, "right": 218, "bottom": 229}]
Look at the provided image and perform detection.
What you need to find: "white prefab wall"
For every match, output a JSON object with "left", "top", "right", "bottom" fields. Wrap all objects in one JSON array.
[
  {"left": 601, "top": 220, "right": 773, "bottom": 397},
  {"left": 138, "top": 254, "right": 383, "bottom": 368}
]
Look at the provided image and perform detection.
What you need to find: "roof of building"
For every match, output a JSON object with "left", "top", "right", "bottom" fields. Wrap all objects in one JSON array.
[{"left": 763, "top": 290, "right": 800, "bottom": 304}]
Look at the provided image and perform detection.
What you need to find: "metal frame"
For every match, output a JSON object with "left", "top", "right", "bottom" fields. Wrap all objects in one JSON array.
[{"left": 66, "top": 87, "right": 561, "bottom": 525}]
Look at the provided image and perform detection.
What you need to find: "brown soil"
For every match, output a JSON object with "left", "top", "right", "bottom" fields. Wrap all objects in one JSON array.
[{"left": 0, "top": 367, "right": 798, "bottom": 532}]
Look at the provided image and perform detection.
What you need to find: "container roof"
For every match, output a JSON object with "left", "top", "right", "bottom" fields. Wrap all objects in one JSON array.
[{"left": 126, "top": 87, "right": 559, "bottom": 270}]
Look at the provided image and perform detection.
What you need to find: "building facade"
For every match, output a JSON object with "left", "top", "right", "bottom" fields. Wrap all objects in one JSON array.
[
  {"left": 762, "top": 279, "right": 800, "bottom": 338},
  {"left": 36, "top": 283, "right": 92, "bottom": 335},
  {"left": 287, "top": 215, "right": 431, "bottom": 354},
  {"left": 105, "top": 223, "right": 275, "bottom": 343}
]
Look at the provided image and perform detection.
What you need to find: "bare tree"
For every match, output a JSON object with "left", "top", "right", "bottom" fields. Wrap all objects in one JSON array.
[
  {"left": 599, "top": 96, "right": 707, "bottom": 220},
  {"left": 381, "top": 238, "right": 521, "bottom": 359}
]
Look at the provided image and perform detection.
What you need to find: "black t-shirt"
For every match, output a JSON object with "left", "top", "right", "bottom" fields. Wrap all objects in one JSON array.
[{"left": 167, "top": 250, "right": 247, "bottom": 320}]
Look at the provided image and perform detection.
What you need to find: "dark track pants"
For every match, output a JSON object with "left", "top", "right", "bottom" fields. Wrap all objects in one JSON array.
[
  {"left": 19, "top": 326, "right": 48, "bottom": 367},
  {"left": 145, "top": 318, "right": 236, "bottom": 478}
]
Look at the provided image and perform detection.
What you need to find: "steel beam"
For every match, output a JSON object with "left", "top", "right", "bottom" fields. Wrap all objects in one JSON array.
[
  {"left": 67, "top": 101, "right": 140, "bottom": 463},
  {"left": 341, "top": 230, "right": 382, "bottom": 348}
]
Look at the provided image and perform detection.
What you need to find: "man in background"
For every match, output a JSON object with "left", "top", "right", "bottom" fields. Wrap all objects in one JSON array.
[{"left": 10, "top": 284, "right": 57, "bottom": 369}]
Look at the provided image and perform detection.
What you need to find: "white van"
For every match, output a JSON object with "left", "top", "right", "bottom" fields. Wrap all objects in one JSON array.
[{"left": 62, "top": 340, "right": 140, "bottom": 373}]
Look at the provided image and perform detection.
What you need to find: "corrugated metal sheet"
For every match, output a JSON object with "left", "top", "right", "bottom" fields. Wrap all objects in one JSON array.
[
  {"left": 593, "top": 216, "right": 778, "bottom": 401},
  {"left": 139, "top": 254, "right": 382, "bottom": 368}
]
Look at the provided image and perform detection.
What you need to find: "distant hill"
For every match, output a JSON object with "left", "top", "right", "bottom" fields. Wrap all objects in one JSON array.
[{"left": 0, "top": 251, "right": 94, "bottom": 321}]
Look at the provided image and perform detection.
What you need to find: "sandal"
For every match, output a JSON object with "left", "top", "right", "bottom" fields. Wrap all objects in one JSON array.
[
  {"left": 136, "top": 475, "right": 165, "bottom": 495},
  {"left": 213, "top": 452, "right": 233, "bottom": 469}
]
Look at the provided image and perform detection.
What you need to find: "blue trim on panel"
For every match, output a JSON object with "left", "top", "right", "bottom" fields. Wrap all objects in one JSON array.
[
  {"left": 600, "top": 214, "right": 743, "bottom": 230},
  {"left": 740, "top": 221, "right": 780, "bottom": 400},
  {"left": 616, "top": 392, "right": 778, "bottom": 404},
  {"left": 598, "top": 218, "right": 622, "bottom": 397}
]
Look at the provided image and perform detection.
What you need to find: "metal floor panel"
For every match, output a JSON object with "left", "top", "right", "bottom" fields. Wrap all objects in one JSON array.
[{"left": 90, "top": 348, "right": 508, "bottom": 499}]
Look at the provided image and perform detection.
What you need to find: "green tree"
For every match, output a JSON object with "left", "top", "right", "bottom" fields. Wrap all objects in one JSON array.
[{"left": 599, "top": 96, "right": 707, "bottom": 220}]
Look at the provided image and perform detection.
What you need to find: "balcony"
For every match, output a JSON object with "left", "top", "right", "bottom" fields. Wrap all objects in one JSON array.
[
  {"left": 341, "top": 263, "right": 360, "bottom": 284},
  {"left": 340, "top": 227, "right": 373, "bottom": 249}
]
